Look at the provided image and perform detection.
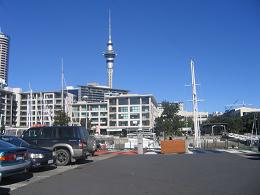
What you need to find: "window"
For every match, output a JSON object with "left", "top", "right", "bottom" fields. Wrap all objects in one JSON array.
[
  {"left": 24, "top": 128, "right": 41, "bottom": 138},
  {"left": 109, "top": 99, "right": 116, "bottom": 105},
  {"left": 119, "top": 121, "right": 128, "bottom": 126},
  {"left": 110, "top": 114, "right": 116, "bottom": 119},
  {"left": 91, "top": 112, "right": 98, "bottom": 117},
  {"left": 72, "top": 112, "right": 79, "bottom": 117},
  {"left": 130, "top": 106, "right": 140, "bottom": 112},
  {"left": 100, "top": 112, "right": 107, "bottom": 117},
  {"left": 142, "top": 120, "right": 150, "bottom": 126},
  {"left": 118, "top": 98, "right": 128, "bottom": 105},
  {"left": 109, "top": 107, "right": 116, "bottom": 112},
  {"left": 118, "top": 114, "right": 128, "bottom": 119},
  {"left": 90, "top": 105, "right": 99, "bottom": 111},
  {"left": 142, "top": 97, "right": 149, "bottom": 104},
  {"left": 130, "top": 113, "right": 140, "bottom": 119},
  {"left": 130, "top": 97, "right": 140, "bottom": 105},
  {"left": 142, "top": 113, "right": 149, "bottom": 119},
  {"left": 41, "top": 127, "right": 54, "bottom": 138},
  {"left": 142, "top": 106, "right": 149, "bottom": 112},
  {"left": 110, "top": 121, "right": 116, "bottom": 126},
  {"left": 130, "top": 120, "right": 139, "bottom": 126},
  {"left": 100, "top": 105, "right": 107, "bottom": 111},
  {"left": 119, "top": 107, "right": 128, "bottom": 112},
  {"left": 57, "top": 127, "right": 77, "bottom": 139}
]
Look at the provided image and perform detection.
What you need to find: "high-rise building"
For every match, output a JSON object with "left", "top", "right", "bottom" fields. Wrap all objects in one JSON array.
[
  {"left": 0, "top": 30, "right": 9, "bottom": 85},
  {"left": 103, "top": 10, "right": 116, "bottom": 89}
]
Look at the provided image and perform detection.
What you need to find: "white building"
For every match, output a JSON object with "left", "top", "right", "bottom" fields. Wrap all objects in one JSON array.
[
  {"left": 229, "top": 106, "right": 260, "bottom": 117},
  {"left": 158, "top": 102, "right": 208, "bottom": 124},
  {"left": 0, "top": 87, "right": 18, "bottom": 127},
  {"left": 70, "top": 101, "right": 108, "bottom": 134},
  {"left": 105, "top": 94, "right": 158, "bottom": 135},
  {"left": 17, "top": 91, "right": 74, "bottom": 127}
]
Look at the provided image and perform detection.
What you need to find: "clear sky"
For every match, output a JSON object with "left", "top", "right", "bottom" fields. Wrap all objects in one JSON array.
[{"left": 0, "top": 0, "right": 259, "bottom": 113}]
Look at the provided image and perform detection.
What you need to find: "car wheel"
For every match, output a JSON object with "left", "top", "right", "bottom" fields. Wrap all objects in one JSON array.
[{"left": 56, "top": 149, "right": 70, "bottom": 166}]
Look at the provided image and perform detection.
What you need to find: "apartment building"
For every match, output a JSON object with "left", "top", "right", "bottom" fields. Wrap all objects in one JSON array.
[
  {"left": 70, "top": 101, "right": 108, "bottom": 134},
  {"left": 0, "top": 87, "right": 17, "bottom": 127},
  {"left": 106, "top": 94, "right": 158, "bottom": 134},
  {"left": 17, "top": 91, "right": 74, "bottom": 127}
]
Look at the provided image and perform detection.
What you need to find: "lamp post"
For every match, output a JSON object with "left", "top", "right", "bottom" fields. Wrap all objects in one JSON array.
[{"left": 83, "top": 96, "right": 88, "bottom": 130}]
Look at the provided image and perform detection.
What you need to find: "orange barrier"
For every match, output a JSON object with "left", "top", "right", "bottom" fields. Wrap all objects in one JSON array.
[{"left": 160, "top": 139, "right": 186, "bottom": 154}]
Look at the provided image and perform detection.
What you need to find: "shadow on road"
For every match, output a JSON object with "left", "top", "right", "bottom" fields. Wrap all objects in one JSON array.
[
  {"left": 0, "top": 187, "right": 10, "bottom": 195},
  {"left": 0, "top": 172, "right": 33, "bottom": 186},
  {"left": 30, "top": 165, "right": 57, "bottom": 173},
  {"left": 73, "top": 159, "right": 93, "bottom": 165},
  {"left": 245, "top": 153, "right": 260, "bottom": 160}
]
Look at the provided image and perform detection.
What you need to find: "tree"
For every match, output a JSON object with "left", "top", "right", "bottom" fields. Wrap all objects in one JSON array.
[
  {"left": 53, "top": 110, "right": 70, "bottom": 126},
  {"left": 155, "top": 101, "right": 183, "bottom": 137}
]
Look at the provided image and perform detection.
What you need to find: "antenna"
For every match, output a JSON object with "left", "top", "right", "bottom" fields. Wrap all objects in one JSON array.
[{"left": 109, "top": 9, "right": 112, "bottom": 42}]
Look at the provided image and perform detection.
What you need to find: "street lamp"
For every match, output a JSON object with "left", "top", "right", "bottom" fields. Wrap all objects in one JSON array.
[{"left": 82, "top": 96, "right": 88, "bottom": 129}]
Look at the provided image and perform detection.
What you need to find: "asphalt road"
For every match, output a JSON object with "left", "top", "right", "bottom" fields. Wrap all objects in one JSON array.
[{"left": 2, "top": 151, "right": 260, "bottom": 195}]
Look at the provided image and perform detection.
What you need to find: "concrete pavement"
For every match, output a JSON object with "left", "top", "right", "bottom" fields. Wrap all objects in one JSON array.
[{"left": 6, "top": 152, "right": 260, "bottom": 195}]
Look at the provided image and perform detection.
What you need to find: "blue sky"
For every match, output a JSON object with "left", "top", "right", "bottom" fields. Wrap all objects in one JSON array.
[{"left": 0, "top": 0, "right": 259, "bottom": 113}]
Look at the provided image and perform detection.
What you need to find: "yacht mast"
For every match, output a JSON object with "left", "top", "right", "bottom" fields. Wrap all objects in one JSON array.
[{"left": 191, "top": 60, "right": 201, "bottom": 148}]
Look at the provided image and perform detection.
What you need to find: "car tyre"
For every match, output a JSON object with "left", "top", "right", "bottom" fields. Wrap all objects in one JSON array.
[{"left": 56, "top": 149, "right": 70, "bottom": 166}]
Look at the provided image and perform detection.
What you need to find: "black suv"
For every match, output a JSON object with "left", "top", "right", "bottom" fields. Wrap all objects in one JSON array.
[{"left": 22, "top": 126, "right": 89, "bottom": 166}]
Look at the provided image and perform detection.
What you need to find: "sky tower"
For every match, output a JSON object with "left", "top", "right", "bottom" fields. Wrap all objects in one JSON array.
[
  {"left": 103, "top": 10, "right": 116, "bottom": 89},
  {"left": 0, "top": 29, "right": 9, "bottom": 86}
]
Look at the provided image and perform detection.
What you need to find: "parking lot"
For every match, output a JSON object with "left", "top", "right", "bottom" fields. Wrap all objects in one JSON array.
[
  {"left": 0, "top": 153, "right": 117, "bottom": 193},
  {"left": 1, "top": 151, "right": 260, "bottom": 195}
]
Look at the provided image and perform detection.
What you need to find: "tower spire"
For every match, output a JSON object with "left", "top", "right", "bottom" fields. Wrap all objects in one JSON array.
[
  {"left": 104, "top": 9, "right": 116, "bottom": 89},
  {"left": 109, "top": 9, "right": 112, "bottom": 43}
]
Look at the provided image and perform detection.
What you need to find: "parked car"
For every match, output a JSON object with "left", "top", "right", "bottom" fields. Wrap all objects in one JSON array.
[
  {"left": 0, "top": 136, "right": 54, "bottom": 169},
  {"left": 0, "top": 139, "right": 31, "bottom": 182},
  {"left": 21, "top": 126, "right": 89, "bottom": 166},
  {"left": 87, "top": 135, "right": 97, "bottom": 156}
]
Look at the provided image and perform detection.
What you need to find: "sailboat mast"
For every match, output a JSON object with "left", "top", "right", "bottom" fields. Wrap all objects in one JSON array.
[
  {"left": 61, "top": 58, "right": 64, "bottom": 111},
  {"left": 191, "top": 60, "right": 201, "bottom": 148}
]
